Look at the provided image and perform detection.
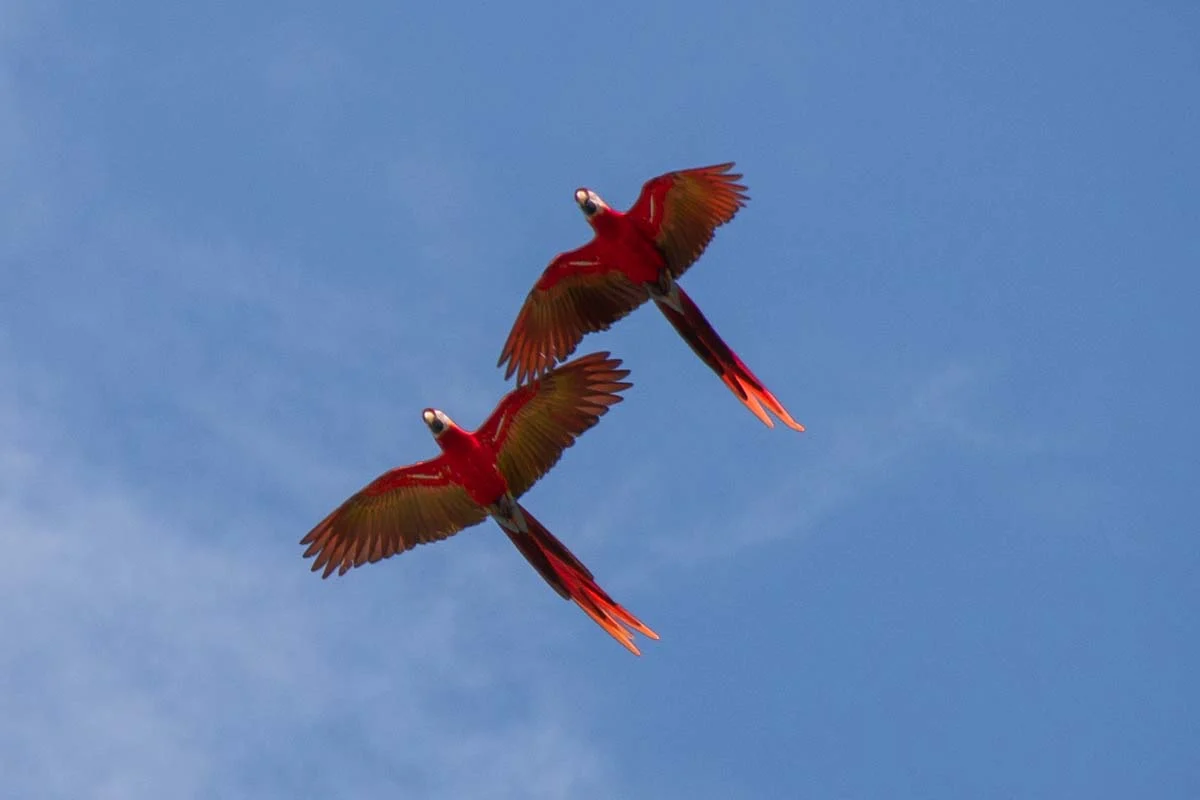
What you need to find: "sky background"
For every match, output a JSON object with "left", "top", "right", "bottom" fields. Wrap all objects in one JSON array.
[{"left": 2, "top": 1, "right": 1198, "bottom": 798}]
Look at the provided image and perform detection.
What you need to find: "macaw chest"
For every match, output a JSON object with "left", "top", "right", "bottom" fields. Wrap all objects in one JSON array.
[
  {"left": 596, "top": 221, "right": 666, "bottom": 284},
  {"left": 443, "top": 447, "right": 508, "bottom": 506}
]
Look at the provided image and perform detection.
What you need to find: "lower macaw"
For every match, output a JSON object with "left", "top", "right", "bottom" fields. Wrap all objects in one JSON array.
[{"left": 300, "top": 352, "right": 657, "bottom": 655}]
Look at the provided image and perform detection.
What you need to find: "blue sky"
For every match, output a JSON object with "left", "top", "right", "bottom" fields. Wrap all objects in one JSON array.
[{"left": 2, "top": 1, "right": 1197, "bottom": 797}]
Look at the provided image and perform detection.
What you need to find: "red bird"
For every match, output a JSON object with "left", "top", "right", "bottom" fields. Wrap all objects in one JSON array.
[
  {"left": 498, "top": 163, "right": 803, "bottom": 431},
  {"left": 300, "top": 352, "right": 657, "bottom": 655}
]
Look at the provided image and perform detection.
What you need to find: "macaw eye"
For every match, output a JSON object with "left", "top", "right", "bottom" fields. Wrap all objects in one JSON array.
[
  {"left": 430, "top": 419, "right": 445, "bottom": 434},
  {"left": 583, "top": 199, "right": 598, "bottom": 216}
]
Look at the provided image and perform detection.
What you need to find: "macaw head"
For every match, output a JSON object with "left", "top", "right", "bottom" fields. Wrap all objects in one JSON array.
[
  {"left": 422, "top": 408, "right": 454, "bottom": 438},
  {"left": 574, "top": 188, "right": 609, "bottom": 221}
]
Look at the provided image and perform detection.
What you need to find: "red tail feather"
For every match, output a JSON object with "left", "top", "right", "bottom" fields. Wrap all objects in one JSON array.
[
  {"left": 502, "top": 505, "right": 658, "bottom": 655},
  {"left": 655, "top": 285, "right": 804, "bottom": 431}
]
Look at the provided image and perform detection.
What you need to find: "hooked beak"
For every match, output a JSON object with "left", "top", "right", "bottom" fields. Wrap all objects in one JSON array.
[
  {"left": 576, "top": 188, "right": 601, "bottom": 218},
  {"left": 422, "top": 409, "right": 446, "bottom": 436}
]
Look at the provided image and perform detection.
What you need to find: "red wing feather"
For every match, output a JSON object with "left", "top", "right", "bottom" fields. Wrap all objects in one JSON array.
[
  {"left": 300, "top": 457, "right": 488, "bottom": 578},
  {"left": 480, "top": 351, "right": 631, "bottom": 499},
  {"left": 628, "top": 162, "right": 749, "bottom": 279},
  {"left": 498, "top": 242, "right": 648, "bottom": 384}
]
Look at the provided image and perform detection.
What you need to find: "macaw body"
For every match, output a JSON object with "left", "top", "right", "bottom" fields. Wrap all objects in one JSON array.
[
  {"left": 435, "top": 425, "right": 507, "bottom": 507},
  {"left": 301, "top": 352, "right": 657, "bottom": 655},
  {"left": 499, "top": 163, "right": 803, "bottom": 431}
]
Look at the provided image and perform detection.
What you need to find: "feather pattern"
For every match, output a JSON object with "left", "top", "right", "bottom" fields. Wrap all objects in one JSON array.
[
  {"left": 629, "top": 162, "right": 749, "bottom": 280},
  {"left": 498, "top": 246, "right": 647, "bottom": 383},
  {"left": 299, "top": 459, "right": 488, "bottom": 578},
  {"left": 486, "top": 351, "right": 631, "bottom": 498}
]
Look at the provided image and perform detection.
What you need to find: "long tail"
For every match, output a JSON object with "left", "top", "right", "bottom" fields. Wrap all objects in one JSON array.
[
  {"left": 654, "top": 285, "right": 804, "bottom": 431},
  {"left": 501, "top": 504, "right": 658, "bottom": 656}
]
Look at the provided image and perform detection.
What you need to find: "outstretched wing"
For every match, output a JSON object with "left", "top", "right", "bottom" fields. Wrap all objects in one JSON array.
[
  {"left": 479, "top": 351, "right": 630, "bottom": 499},
  {"left": 300, "top": 457, "right": 488, "bottom": 578},
  {"left": 497, "top": 241, "right": 649, "bottom": 384},
  {"left": 628, "top": 162, "right": 749, "bottom": 280}
]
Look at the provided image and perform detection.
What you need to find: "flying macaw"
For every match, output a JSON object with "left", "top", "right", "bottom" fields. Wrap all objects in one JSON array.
[
  {"left": 300, "top": 352, "right": 657, "bottom": 655},
  {"left": 498, "top": 163, "right": 803, "bottom": 431}
]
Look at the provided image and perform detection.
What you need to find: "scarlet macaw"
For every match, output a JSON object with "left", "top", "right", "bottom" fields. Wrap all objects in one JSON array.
[
  {"left": 300, "top": 352, "right": 657, "bottom": 655},
  {"left": 498, "top": 163, "right": 803, "bottom": 431}
]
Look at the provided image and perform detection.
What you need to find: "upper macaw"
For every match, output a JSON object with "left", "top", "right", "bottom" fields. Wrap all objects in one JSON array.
[
  {"left": 498, "top": 163, "right": 803, "bottom": 431},
  {"left": 300, "top": 351, "right": 657, "bottom": 655}
]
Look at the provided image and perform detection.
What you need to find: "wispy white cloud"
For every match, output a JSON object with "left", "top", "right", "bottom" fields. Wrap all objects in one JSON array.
[
  {"left": 0, "top": 15, "right": 622, "bottom": 793},
  {"left": 0, "top": 347, "right": 618, "bottom": 800},
  {"left": 636, "top": 362, "right": 1056, "bottom": 569}
]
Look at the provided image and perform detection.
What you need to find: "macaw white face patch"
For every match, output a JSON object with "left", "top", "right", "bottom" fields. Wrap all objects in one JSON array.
[
  {"left": 575, "top": 188, "right": 609, "bottom": 218},
  {"left": 422, "top": 408, "right": 454, "bottom": 437}
]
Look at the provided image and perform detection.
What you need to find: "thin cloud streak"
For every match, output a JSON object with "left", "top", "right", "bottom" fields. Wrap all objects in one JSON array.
[
  {"left": 1, "top": 23, "right": 621, "bottom": 786},
  {"left": 0, "top": 380, "right": 618, "bottom": 800},
  {"left": 641, "top": 363, "right": 1054, "bottom": 568}
]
